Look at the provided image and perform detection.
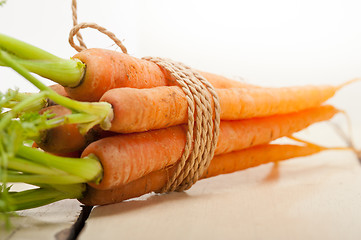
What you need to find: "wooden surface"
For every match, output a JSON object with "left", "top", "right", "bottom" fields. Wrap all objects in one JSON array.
[
  {"left": 0, "top": 198, "right": 81, "bottom": 240},
  {"left": 1, "top": 124, "right": 360, "bottom": 240},
  {"left": 79, "top": 124, "right": 361, "bottom": 240},
  {"left": 79, "top": 153, "right": 361, "bottom": 240}
]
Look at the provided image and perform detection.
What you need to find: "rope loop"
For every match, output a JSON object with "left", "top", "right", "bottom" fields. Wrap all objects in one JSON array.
[
  {"left": 68, "top": 22, "right": 128, "bottom": 53},
  {"left": 70, "top": 0, "right": 127, "bottom": 53}
]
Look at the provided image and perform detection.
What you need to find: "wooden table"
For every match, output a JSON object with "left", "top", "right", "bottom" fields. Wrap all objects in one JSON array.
[{"left": 1, "top": 124, "right": 361, "bottom": 240}]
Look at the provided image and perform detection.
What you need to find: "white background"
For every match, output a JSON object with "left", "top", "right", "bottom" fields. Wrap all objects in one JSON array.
[{"left": 1, "top": 0, "right": 361, "bottom": 122}]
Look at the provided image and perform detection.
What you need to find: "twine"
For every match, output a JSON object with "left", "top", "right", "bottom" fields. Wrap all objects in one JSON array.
[
  {"left": 69, "top": 0, "right": 128, "bottom": 53},
  {"left": 143, "top": 57, "right": 221, "bottom": 192},
  {"left": 69, "top": 0, "right": 221, "bottom": 192}
]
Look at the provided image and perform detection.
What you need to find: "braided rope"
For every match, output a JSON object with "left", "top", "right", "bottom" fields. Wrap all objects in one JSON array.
[
  {"left": 71, "top": 0, "right": 87, "bottom": 50},
  {"left": 144, "top": 57, "right": 221, "bottom": 192},
  {"left": 69, "top": 0, "right": 128, "bottom": 53}
]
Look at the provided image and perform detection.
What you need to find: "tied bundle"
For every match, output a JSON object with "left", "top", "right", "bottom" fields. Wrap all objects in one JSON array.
[{"left": 0, "top": 32, "right": 356, "bottom": 217}]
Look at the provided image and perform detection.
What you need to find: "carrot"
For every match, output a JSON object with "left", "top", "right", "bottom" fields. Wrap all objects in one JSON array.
[
  {"left": 36, "top": 105, "right": 88, "bottom": 153},
  {"left": 80, "top": 142, "right": 327, "bottom": 206},
  {"left": 63, "top": 49, "right": 257, "bottom": 101},
  {"left": 82, "top": 105, "right": 338, "bottom": 190},
  {"left": 35, "top": 105, "right": 116, "bottom": 154},
  {"left": 47, "top": 84, "right": 69, "bottom": 106},
  {"left": 197, "top": 71, "right": 253, "bottom": 89},
  {"left": 102, "top": 83, "right": 342, "bottom": 133},
  {"left": 32, "top": 79, "right": 343, "bottom": 154},
  {"left": 49, "top": 84, "right": 68, "bottom": 98},
  {"left": 37, "top": 79, "right": 343, "bottom": 154}
]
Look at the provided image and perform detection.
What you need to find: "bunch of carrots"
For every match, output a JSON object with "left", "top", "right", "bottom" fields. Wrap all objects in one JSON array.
[{"left": 0, "top": 33, "right": 356, "bottom": 225}]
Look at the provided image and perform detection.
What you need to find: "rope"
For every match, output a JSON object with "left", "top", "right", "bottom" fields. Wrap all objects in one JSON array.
[
  {"left": 69, "top": 0, "right": 128, "bottom": 53},
  {"left": 69, "top": 0, "right": 221, "bottom": 192},
  {"left": 144, "top": 57, "right": 221, "bottom": 192}
]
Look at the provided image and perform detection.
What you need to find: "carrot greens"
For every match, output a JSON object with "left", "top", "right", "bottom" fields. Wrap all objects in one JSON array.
[
  {"left": 0, "top": 49, "right": 113, "bottom": 133},
  {"left": 0, "top": 63, "right": 104, "bottom": 225},
  {"left": 0, "top": 33, "right": 84, "bottom": 87},
  {"left": 0, "top": 97, "right": 101, "bottom": 222}
]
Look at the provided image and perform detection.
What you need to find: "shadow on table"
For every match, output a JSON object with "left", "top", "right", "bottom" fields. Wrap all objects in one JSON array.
[{"left": 88, "top": 191, "right": 198, "bottom": 219}]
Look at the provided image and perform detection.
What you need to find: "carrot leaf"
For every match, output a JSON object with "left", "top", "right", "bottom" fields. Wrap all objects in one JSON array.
[
  {"left": 0, "top": 33, "right": 85, "bottom": 86},
  {"left": 0, "top": 88, "right": 101, "bottom": 227},
  {"left": 0, "top": 50, "right": 113, "bottom": 134}
]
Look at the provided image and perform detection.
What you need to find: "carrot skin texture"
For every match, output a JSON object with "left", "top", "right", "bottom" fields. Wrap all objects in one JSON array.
[
  {"left": 102, "top": 87, "right": 189, "bottom": 133},
  {"left": 80, "top": 143, "right": 324, "bottom": 206},
  {"left": 102, "top": 84, "right": 339, "bottom": 133},
  {"left": 67, "top": 49, "right": 257, "bottom": 101},
  {"left": 36, "top": 105, "right": 87, "bottom": 153},
  {"left": 83, "top": 126, "right": 187, "bottom": 190},
  {"left": 197, "top": 71, "right": 257, "bottom": 89},
  {"left": 49, "top": 84, "right": 69, "bottom": 98},
  {"left": 36, "top": 82, "right": 339, "bottom": 154},
  {"left": 36, "top": 105, "right": 116, "bottom": 154},
  {"left": 215, "top": 105, "right": 337, "bottom": 154},
  {"left": 68, "top": 49, "right": 171, "bottom": 101},
  {"left": 82, "top": 105, "right": 337, "bottom": 190},
  {"left": 203, "top": 143, "right": 322, "bottom": 178},
  {"left": 218, "top": 85, "right": 337, "bottom": 120}
]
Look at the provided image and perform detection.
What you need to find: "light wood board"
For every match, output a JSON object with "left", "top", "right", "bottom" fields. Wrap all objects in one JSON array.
[{"left": 79, "top": 124, "right": 361, "bottom": 240}]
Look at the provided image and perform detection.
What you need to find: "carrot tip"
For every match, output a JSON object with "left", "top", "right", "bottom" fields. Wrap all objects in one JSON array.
[{"left": 338, "top": 77, "right": 361, "bottom": 90}]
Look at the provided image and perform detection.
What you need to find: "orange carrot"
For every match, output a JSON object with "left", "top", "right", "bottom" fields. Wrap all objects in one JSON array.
[
  {"left": 35, "top": 79, "right": 342, "bottom": 153},
  {"left": 67, "top": 49, "right": 258, "bottom": 101},
  {"left": 197, "top": 71, "right": 253, "bottom": 89},
  {"left": 80, "top": 142, "right": 327, "bottom": 206},
  {"left": 36, "top": 105, "right": 116, "bottom": 153},
  {"left": 49, "top": 84, "right": 69, "bottom": 98},
  {"left": 82, "top": 105, "right": 338, "bottom": 190},
  {"left": 36, "top": 105, "right": 88, "bottom": 153},
  {"left": 102, "top": 83, "right": 341, "bottom": 133}
]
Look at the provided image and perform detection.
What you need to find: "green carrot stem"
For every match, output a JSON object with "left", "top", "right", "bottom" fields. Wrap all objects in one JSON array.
[
  {"left": 6, "top": 173, "right": 87, "bottom": 185},
  {"left": 0, "top": 33, "right": 84, "bottom": 87},
  {"left": 63, "top": 113, "right": 102, "bottom": 125},
  {"left": 2, "top": 90, "right": 48, "bottom": 112},
  {"left": 0, "top": 58, "right": 84, "bottom": 87},
  {"left": 0, "top": 91, "right": 47, "bottom": 130},
  {"left": 17, "top": 145, "right": 103, "bottom": 184},
  {"left": 46, "top": 91, "right": 113, "bottom": 133},
  {"left": 9, "top": 197, "right": 63, "bottom": 211},
  {"left": 0, "top": 50, "right": 50, "bottom": 92},
  {"left": 0, "top": 51, "right": 113, "bottom": 133},
  {"left": 2, "top": 157, "right": 65, "bottom": 175},
  {"left": 42, "top": 116, "right": 65, "bottom": 128},
  {"left": 0, "top": 33, "right": 60, "bottom": 60},
  {"left": 0, "top": 144, "right": 9, "bottom": 185},
  {"left": 5, "top": 184, "right": 85, "bottom": 211},
  {"left": 4, "top": 99, "right": 47, "bottom": 113}
]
